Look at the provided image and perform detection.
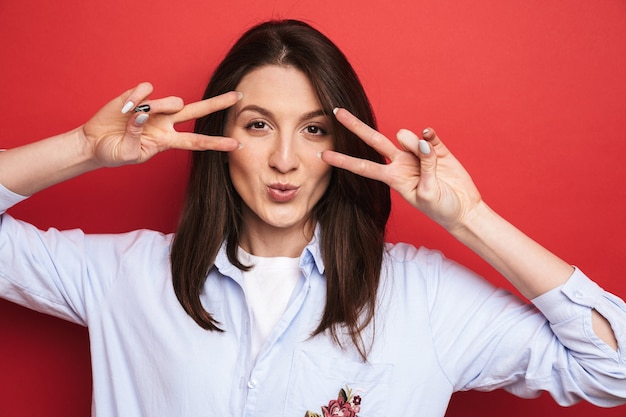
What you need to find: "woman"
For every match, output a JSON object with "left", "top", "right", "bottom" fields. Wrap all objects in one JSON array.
[{"left": 0, "top": 20, "right": 624, "bottom": 417}]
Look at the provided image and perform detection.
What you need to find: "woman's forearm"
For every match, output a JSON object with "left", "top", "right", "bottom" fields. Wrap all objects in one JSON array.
[
  {"left": 0, "top": 127, "right": 99, "bottom": 196},
  {"left": 450, "top": 201, "right": 573, "bottom": 298},
  {"left": 451, "top": 201, "right": 618, "bottom": 350}
]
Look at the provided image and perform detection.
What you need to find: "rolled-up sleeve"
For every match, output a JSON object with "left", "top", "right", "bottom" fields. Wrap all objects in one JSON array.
[
  {"left": 0, "top": 183, "right": 28, "bottom": 214},
  {"left": 424, "top": 247, "right": 626, "bottom": 408},
  {"left": 531, "top": 268, "right": 626, "bottom": 399}
]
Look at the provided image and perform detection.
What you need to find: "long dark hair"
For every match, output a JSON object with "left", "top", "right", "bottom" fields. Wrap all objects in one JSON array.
[{"left": 171, "top": 19, "right": 391, "bottom": 360}]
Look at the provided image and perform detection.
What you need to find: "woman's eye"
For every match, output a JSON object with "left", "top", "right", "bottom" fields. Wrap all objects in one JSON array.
[
  {"left": 246, "top": 121, "right": 269, "bottom": 131},
  {"left": 305, "top": 125, "right": 327, "bottom": 135}
]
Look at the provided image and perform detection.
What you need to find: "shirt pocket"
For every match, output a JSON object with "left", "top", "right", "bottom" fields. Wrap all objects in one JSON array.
[{"left": 283, "top": 349, "right": 393, "bottom": 417}]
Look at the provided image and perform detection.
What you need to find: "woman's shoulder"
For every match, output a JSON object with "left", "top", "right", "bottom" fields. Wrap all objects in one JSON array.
[
  {"left": 381, "top": 241, "right": 493, "bottom": 300},
  {"left": 384, "top": 241, "right": 446, "bottom": 266},
  {"left": 82, "top": 228, "right": 175, "bottom": 264},
  {"left": 380, "top": 242, "right": 447, "bottom": 299}
]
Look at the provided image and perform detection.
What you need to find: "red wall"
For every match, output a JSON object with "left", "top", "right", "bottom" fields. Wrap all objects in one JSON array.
[{"left": 1, "top": 1, "right": 625, "bottom": 415}]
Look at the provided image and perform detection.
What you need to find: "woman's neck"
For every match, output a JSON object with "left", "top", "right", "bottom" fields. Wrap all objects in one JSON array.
[{"left": 238, "top": 220, "right": 315, "bottom": 258}]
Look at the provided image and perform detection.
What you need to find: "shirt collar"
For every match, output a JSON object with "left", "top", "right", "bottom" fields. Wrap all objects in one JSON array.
[
  {"left": 213, "top": 224, "right": 326, "bottom": 278},
  {"left": 300, "top": 224, "right": 325, "bottom": 275}
]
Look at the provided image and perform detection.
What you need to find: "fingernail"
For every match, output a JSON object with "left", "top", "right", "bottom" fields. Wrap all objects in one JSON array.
[
  {"left": 419, "top": 139, "right": 431, "bottom": 155},
  {"left": 332, "top": 108, "right": 339, "bottom": 116},
  {"left": 423, "top": 128, "right": 430, "bottom": 136},
  {"left": 238, "top": 142, "right": 244, "bottom": 150},
  {"left": 237, "top": 92, "right": 243, "bottom": 100},
  {"left": 136, "top": 113, "right": 149, "bottom": 125},
  {"left": 317, "top": 151, "right": 323, "bottom": 158},
  {"left": 121, "top": 101, "right": 135, "bottom": 114},
  {"left": 134, "top": 104, "right": 151, "bottom": 113}
]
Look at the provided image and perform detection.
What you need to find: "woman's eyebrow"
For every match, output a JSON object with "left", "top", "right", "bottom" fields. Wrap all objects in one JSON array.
[
  {"left": 235, "top": 105, "right": 328, "bottom": 122},
  {"left": 299, "top": 110, "right": 327, "bottom": 122},
  {"left": 236, "top": 105, "right": 273, "bottom": 119}
]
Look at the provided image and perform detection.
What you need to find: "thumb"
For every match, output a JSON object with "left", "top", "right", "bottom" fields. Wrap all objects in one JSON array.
[
  {"left": 127, "top": 112, "right": 149, "bottom": 139},
  {"left": 416, "top": 131, "right": 438, "bottom": 195},
  {"left": 118, "top": 112, "right": 150, "bottom": 162},
  {"left": 397, "top": 128, "right": 438, "bottom": 193}
]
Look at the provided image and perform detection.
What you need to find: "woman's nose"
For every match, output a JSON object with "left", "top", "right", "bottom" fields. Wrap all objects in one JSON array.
[{"left": 268, "top": 134, "right": 299, "bottom": 173}]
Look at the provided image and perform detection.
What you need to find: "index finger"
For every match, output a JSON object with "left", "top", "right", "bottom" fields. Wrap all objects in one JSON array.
[
  {"left": 334, "top": 108, "right": 401, "bottom": 160},
  {"left": 171, "top": 91, "right": 242, "bottom": 124}
]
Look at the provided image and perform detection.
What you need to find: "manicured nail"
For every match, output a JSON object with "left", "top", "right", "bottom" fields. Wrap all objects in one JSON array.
[
  {"left": 333, "top": 108, "right": 339, "bottom": 115},
  {"left": 237, "top": 92, "right": 243, "bottom": 100},
  {"left": 238, "top": 142, "right": 244, "bottom": 150},
  {"left": 419, "top": 139, "right": 431, "bottom": 155},
  {"left": 317, "top": 151, "right": 323, "bottom": 158},
  {"left": 135, "top": 113, "right": 149, "bottom": 125},
  {"left": 423, "top": 128, "right": 430, "bottom": 136},
  {"left": 134, "top": 104, "right": 151, "bottom": 113},
  {"left": 121, "top": 101, "right": 135, "bottom": 114}
]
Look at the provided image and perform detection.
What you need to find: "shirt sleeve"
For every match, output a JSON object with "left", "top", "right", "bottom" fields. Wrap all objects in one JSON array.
[
  {"left": 0, "top": 183, "right": 166, "bottom": 326},
  {"left": 0, "top": 183, "right": 28, "bottom": 214},
  {"left": 424, "top": 250, "right": 626, "bottom": 407},
  {"left": 531, "top": 268, "right": 626, "bottom": 381},
  {"left": 0, "top": 215, "right": 98, "bottom": 325}
]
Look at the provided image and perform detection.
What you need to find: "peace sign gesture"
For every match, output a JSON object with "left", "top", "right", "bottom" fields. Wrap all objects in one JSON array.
[
  {"left": 0, "top": 82, "right": 241, "bottom": 197},
  {"left": 83, "top": 82, "right": 241, "bottom": 168},
  {"left": 322, "top": 108, "right": 482, "bottom": 232}
]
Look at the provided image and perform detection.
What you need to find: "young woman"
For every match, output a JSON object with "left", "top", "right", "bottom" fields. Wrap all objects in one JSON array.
[{"left": 0, "top": 20, "right": 624, "bottom": 417}]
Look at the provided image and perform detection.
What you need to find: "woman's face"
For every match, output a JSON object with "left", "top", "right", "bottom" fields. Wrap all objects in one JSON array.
[{"left": 225, "top": 65, "right": 334, "bottom": 245}]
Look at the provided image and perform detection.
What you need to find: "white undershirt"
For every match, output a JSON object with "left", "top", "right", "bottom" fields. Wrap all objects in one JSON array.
[{"left": 238, "top": 248, "right": 301, "bottom": 361}]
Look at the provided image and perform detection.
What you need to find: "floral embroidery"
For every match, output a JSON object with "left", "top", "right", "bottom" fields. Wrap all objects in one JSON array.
[{"left": 305, "top": 385, "right": 363, "bottom": 417}]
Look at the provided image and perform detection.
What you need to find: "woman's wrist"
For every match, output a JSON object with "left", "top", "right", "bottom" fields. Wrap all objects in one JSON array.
[
  {"left": 446, "top": 200, "right": 495, "bottom": 243},
  {"left": 74, "top": 125, "right": 105, "bottom": 170}
]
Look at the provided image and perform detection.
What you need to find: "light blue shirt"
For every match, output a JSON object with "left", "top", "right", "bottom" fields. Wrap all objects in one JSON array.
[{"left": 1, "top": 183, "right": 625, "bottom": 417}]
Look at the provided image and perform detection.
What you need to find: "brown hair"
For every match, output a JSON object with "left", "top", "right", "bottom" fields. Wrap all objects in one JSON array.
[{"left": 171, "top": 19, "right": 391, "bottom": 359}]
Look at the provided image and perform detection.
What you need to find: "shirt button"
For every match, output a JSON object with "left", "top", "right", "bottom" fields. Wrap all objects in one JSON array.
[
  {"left": 574, "top": 291, "right": 584, "bottom": 299},
  {"left": 247, "top": 379, "right": 257, "bottom": 389}
]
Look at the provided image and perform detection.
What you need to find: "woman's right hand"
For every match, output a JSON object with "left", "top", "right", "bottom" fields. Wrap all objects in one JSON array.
[
  {"left": 0, "top": 82, "right": 241, "bottom": 196},
  {"left": 82, "top": 82, "right": 241, "bottom": 168}
]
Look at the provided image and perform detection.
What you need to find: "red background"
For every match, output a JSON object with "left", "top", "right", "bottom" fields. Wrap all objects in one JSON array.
[{"left": 1, "top": 0, "right": 625, "bottom": 416}]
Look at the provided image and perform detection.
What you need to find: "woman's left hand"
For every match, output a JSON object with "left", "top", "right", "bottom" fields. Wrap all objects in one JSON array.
[{"left": 322, "top": 108, "right": 482, "bottom": 232}]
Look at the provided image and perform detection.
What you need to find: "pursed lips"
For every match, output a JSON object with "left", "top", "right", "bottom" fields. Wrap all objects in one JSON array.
[{"left": 267, "top": 183, "right": 299, "bottom": 203}]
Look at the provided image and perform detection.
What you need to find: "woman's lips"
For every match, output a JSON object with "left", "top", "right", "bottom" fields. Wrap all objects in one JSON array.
[{"left": 267, "top": 184, "right": 298, "bottom": 202}]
